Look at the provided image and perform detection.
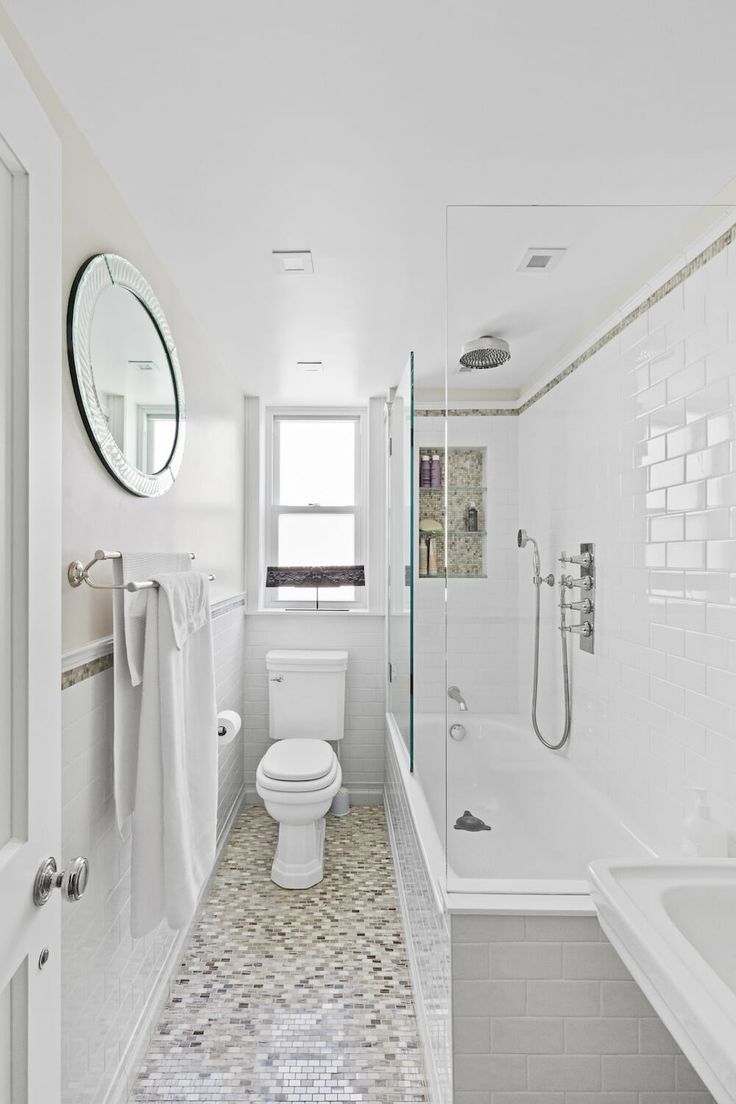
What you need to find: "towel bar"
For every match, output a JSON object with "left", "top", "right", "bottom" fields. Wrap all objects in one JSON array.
[{"left": 67, "top": 549, "right": 215, "bottom": 593}]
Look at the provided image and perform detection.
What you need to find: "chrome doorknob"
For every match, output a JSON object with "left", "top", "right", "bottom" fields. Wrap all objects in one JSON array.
[{"left": 33, "top": 856, "right": 89, "bottom": 906}]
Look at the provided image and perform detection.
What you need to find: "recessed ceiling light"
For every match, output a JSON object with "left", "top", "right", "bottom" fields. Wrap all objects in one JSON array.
[
  {"left": 298, "top": 361, "right": 323, "bottom": 374},
  {"left": 517, "top": 247, "right": 566, "bottom": 272},
  {"left": 272, "top": 250, "right": 314, "bottom": 275}
]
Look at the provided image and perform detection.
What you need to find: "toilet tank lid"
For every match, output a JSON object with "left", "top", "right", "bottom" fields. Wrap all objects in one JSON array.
[{"left": 266, "top": 649, "right": 348, "bottom": 672}]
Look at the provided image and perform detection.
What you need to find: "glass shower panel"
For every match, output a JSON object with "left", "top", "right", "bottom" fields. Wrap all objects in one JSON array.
[
  {"left": 388, "top": 353, "right": 414, "bottom": 767},
  {"left": 442, "top": 203, "right": 733, "bottom": 891}
]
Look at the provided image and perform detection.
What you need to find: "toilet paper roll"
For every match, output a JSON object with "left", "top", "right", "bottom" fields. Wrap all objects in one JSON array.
[{"left": 217, "top": 710, "right": 241, "bottom": 745}]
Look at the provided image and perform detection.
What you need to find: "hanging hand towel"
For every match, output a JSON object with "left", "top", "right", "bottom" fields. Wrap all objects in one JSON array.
[
  {"left": 130, "top": 572, "right": 217, "bottom": 937},
  {"left": 112, "top": 552, "right": 191, "bottom": 833}
]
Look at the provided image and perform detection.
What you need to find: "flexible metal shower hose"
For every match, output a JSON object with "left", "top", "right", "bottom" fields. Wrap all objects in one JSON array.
[{"left": 530, "top": 578, "right": 571, "bottom": 751}]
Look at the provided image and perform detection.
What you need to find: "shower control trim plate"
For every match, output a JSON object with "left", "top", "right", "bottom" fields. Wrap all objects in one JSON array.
[{"left": 578, "top": 542, "right": 595, "bottom": 654}]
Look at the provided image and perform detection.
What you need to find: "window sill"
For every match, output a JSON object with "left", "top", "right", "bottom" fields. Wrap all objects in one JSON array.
[{"left": 250, "top": 607, "right": 385, "bottom": 617}]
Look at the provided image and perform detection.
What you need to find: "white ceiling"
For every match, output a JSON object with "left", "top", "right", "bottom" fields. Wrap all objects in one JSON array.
[
  {"left": 6, "top": 0, "right": 736, "bottom": 401},
  {"left": 444, "top": 203, "right": 733, "bottom": 395}
]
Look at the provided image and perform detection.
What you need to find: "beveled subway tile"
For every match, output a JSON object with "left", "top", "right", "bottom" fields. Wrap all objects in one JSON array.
[{"left": 131, "top": 807, "right": 427, "bottom": 1103}]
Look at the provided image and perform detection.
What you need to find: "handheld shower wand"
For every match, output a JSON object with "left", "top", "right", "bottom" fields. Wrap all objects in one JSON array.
[
  {"left": 517, "top": 529, "right": 554, "bottom": 588},
  {"left": 517, "top": 529, "right": 571, "bottom": 751}
]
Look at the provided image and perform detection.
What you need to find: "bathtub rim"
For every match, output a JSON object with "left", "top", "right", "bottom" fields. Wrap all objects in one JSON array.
[{"left": 387, "top": 710, "right": 623, "bottom": 917}]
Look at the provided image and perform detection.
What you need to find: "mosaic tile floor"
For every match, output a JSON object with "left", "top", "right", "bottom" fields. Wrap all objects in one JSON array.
[{"left": 131, "top": 806, "right": 427, "bottom": 1103}]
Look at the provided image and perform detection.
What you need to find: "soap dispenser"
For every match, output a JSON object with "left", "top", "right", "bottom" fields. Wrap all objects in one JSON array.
[{"left": 681, "top": 788, "right": 728, "bottom": 857}]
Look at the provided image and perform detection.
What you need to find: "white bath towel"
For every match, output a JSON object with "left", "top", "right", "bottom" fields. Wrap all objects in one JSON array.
[
  {"left": 112, "top": 552, "right": 191, "bottom": 833},
  {"left": 130, "top": 572, "right": 217, "bottom": 937}
]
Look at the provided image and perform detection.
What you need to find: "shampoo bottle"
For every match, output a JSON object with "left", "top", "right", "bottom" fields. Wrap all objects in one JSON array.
[
  {"left": 681, "top": 788, "right": 728, "bottom": 857},
  {"left": 419, "top": 540, "right": 428, "bottom": 577},
  {"left": 427, "top": 537, "right": 438, "bottom": 577},
  {"left": 430, "top": 453, "right": 441, "bottom": 488},
  {"left": 420, "top": 453, "right": 431, "bottom": 488}
]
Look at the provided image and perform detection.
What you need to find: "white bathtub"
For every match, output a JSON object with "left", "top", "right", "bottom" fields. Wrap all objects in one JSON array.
[{"left": 386, "top": 710, "right": 654, "bottom": 910}]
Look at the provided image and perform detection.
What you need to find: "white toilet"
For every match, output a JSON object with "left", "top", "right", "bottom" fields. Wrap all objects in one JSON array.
[{"left": 256, "top": 649, "right": 347, "bottom": 889}]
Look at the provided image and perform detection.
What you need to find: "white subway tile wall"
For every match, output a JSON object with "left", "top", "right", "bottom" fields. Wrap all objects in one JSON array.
[
  {"left": 415, "top": 415, "right": 519, "bottom": 716},
  {"left": 244, "top": 612, "right": 385, "bottom": 803},
  {"left": 451, "top": 914, "right": 714, "bottom": 1103},
  {"left": 61, "top": 603, "right": 245, "bottom": 1104},
  {"left": 518, "top": 240, "right": 736, "bottom": 854},
  {"left": 385, "top": 729, "right": 452, "bottom": 1104}
]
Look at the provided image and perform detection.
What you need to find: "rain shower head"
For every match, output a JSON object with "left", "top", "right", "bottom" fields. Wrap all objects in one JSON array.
[{"left": 459, "top": 335, "right": 511, "bottom": 371}]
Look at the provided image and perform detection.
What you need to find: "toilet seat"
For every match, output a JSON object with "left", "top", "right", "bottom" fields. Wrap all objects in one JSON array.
[
  {"left": 256, "top": 758, "right": 339, "bottom": 795},
  {"left": 261, "top": 738, "right": 334, "bottom": 782},
  {"left": 257, "top": 739, "right": 339, "bottom": 795}
]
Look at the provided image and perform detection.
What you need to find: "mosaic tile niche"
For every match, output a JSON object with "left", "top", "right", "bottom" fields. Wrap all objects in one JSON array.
[{"left": 418, "top": 446, "right": 486, "bottom": 579}]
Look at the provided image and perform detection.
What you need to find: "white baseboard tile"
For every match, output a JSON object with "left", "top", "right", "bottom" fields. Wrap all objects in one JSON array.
[{"left": 244, "top": 783, "right": 384, "bottom": 808}]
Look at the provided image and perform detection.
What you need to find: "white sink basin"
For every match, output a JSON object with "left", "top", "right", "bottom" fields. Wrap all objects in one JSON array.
[{"left": 589, "top": 859, "right": 736, "bottom": 1104}]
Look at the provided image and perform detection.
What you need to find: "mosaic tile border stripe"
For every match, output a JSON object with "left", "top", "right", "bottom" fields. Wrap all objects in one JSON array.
[
  {"left": 210, "top": 592, "right": 247, "bottom": 620},
  {"left": 61, "top": 593, "right": 246, "bottom": 690},
  {"left": 415, "top": 407, "right": 516, "bottom": 417},
  {"left": 417, "top": 221, "right": 735, "bottom": 419}
]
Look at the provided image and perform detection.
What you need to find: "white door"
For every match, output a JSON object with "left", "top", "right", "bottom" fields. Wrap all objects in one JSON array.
[{"left": 0, "top": 32, "right": 62, "bottom": 1104}]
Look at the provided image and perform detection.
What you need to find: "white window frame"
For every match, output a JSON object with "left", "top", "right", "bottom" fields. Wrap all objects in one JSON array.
[{"left": 264, "top": 406, "right": 368, "bottom": 610}]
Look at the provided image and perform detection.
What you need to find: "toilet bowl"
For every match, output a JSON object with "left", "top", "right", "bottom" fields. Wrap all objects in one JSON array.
[
  {"left": 256, "top": 738, "right": 342, "bottom": 888},
  {"left": 258, "top": 650, "right": 348, "bottom": 889}
]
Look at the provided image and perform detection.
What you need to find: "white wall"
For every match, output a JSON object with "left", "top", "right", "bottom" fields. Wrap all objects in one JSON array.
[
  {"left": 244, "top": 612, "right": 385, "bottom": 803},
  {"left": 0, "top": 11, "right": 246, "bottom": 652},
  {"left": 518, "top": 236, "right": 736, "bottom": 854},
  {"left": 243, "top": 395, "right": 387, "bottom": 799},
  {"left": 61, "top": 603, "right": 245, "bottom": 1104},
  {"left": 415, "top": 413, "right": 519, "bottom": 717}
]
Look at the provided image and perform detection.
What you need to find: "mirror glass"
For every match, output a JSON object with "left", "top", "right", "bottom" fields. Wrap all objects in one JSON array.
[
  {"left": 90, "top": 285, "right": 177, "bottom": 475},
  {"left": 67, "top": 253, "right": 185, "bottom": 497}
]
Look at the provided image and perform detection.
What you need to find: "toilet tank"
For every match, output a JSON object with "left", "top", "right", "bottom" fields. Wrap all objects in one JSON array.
[{"left": 266, "top": 650, "right": 348, "bottom": 741}]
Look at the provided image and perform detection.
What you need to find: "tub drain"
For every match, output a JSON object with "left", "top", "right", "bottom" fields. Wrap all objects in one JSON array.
[{"left": 453, "top": 810, "right": 491, "bottom": 832}]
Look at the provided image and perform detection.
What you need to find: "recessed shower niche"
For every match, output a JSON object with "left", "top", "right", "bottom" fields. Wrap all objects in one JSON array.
[{"left": 417, "top": 445, "right": 486, "bottom": 578}]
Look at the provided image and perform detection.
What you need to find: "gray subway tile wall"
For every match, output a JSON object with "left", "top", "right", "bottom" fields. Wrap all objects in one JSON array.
[{"left": 451, "top": 914, "right": 714, "bottom": 1103}]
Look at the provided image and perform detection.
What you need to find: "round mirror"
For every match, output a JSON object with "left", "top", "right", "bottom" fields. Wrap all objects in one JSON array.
[{"left": 67, "top": 254, "right": 185, "bottom": 496}]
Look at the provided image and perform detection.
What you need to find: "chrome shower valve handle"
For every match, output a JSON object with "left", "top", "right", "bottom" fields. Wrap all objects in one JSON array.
[
  {"left": 561, "top": 573, "right": 593, "bottom": 591},
  {"left": 560, "top": 550, "right": 593, "bottom": 567},
  {"left": 561, "top": 597, "right": 593, "bottom": 614},
  {"left": 564, "top": 621, "right": 593, "bottom": 637}
]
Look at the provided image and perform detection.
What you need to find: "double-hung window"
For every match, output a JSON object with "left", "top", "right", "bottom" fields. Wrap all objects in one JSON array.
[{"left": 266, "top": 409, "right": 366, "bottom": 609}]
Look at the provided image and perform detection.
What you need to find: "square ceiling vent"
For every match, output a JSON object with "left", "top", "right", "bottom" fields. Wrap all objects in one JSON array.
[
  {"left": 272, "top": 250, "right": 314, "bottom": 275},
  {"left": 517, "top": 247, "right": 566, "bottom": 272}
]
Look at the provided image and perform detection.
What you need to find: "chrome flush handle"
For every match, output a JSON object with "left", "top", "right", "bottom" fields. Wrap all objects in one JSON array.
[{"left": 270, "top": 675, "right": 284, "bottom": 682}]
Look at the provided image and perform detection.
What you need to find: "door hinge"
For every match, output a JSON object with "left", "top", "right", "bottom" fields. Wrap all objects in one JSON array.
[
  {"left": 388, "top": 661, "right": 393, "bottom": 683},
  {"left": 389, "top": 436, "right": 393, "bottom": 457}
]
